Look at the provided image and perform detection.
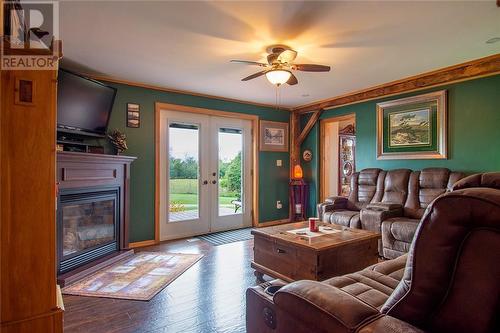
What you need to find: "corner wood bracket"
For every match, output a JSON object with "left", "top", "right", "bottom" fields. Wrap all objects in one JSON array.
[{"left": 290, "top": 109, "right": 324, "bottom": 172}]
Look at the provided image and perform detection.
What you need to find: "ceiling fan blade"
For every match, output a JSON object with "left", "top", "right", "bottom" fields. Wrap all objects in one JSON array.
[
  {"left": 277, "top": 49, "right": 298, "bottom": 63},
  {"left": 267, "top": 53, "right": 278, "bottom": 65},
  {"left": 241, "top": 70, "right": 268, "bottom": 81},
  {"left": 292, "top": 64, "right": 331, "bottom": 72},
  {"left": 286, "top": 73, "right": 298, "bottom": 86},
  {"left": 230, "top": 60, "right": 268, "bottom": 67}
]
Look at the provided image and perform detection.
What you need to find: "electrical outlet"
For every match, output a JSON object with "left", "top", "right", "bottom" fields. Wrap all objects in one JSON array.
[
  {"left": 276, "top": 159, "right": 282, "bottom": 167},
  {"left": 276, "top": 200, "right": 282, "bottom": 209}
]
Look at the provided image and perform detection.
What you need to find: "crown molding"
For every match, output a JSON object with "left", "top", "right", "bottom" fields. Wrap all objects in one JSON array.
[
  {"left": 83, "top": 74, "right": 292, "bottom": 112},
  {"left": 292, "top": 53, "right": 500, "bottom": 114}
]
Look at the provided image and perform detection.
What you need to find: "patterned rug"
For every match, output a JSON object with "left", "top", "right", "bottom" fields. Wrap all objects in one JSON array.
[
  {"left": 197, "top": 228, "right": 253, "bottom": 246},
  {"left": 62, "top": 252, "right": 203, "bottom": 301}
]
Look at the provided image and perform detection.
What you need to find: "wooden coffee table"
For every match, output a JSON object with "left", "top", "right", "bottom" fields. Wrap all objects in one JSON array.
[{"left": 251, "top": 222, "right": 380, "bottom": 282}]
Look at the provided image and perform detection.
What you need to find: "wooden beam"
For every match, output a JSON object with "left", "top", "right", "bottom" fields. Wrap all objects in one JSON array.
[
  {"left": 297, "top": 109, "right": 323, "bottom": 146},
  {"left": 290, "top": 111, "right": 301, "bottom": 167},
  {"left": 292, "top": 53, "right": 500, "bottom": 114},
  {"left": 290, "top": 109, "right": 323, "bottom": 174}
]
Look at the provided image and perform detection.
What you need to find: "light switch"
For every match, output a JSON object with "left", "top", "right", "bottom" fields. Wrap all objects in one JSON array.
[{"left": 276, "top": 159, "right": 282, "bottom": 167}]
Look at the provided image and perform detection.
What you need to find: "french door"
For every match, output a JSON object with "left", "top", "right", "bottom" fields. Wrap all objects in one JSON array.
[{"left": 159, "top": 110, "right": 252, "bottom": 240}]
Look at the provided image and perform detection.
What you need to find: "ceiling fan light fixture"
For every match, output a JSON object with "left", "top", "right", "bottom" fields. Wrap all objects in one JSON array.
[{"left": 265, "top": 69, "right": 292, "bottom": 85}]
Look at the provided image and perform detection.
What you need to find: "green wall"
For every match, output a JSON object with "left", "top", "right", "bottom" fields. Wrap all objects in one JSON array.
[
  {"left": 102, "top": 83, "right": 291, "bottom": 242},
  {"left": 301, "top": 74, "right": 500, "bottom": 216}
]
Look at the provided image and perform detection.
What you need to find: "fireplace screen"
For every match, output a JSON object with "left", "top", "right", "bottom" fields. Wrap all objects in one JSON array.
[
  {"left": 62, "top": 199, "right": 115, "bottom": 257},
  {"left": 58, "top": 188, "right": 120, "bottom": 274}
]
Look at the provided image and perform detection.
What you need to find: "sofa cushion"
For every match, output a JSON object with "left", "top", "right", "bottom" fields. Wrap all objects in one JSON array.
[
  {"left": 381, "top": 169, "right": 411, "bottom": 204},
  {"left": 385, "top": 218, "right": 419, "bottom": 243},
  {"left": 323, "top": 255, "right": 407, "bottom": 310},
  {"left": 323, "top": 210, "right": 360, "bottom": 228},
  {"left": 382, "top": 218, "right": 420, "bottom": 259},
  {"left": 347, "top": 169, "right": 384, "bottom": 211}
]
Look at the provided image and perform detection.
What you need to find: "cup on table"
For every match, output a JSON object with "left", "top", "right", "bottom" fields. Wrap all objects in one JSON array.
[{"left": 308, "top": 217, "right": 320, "bottom": 232}]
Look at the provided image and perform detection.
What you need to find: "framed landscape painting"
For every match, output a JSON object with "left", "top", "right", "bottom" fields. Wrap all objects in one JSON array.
[
  {"left": 376, "top": 90, "right": 447, "bottom": 160},
  {"left": 259, "top": 120, "right": 289, "bottom": 152}
]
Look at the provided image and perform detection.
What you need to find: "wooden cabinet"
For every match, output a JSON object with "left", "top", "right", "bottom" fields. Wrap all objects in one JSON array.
[
  {"left": 339, "top": 134, "right": 356, "bottom": 197},
  {"left": 1, "top": 68, "right": 63, "bottom": 331}
]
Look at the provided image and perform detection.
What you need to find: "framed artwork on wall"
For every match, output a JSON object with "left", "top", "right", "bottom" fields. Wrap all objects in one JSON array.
[
  {"left": 376, "top": 90, "right": 447, "bottom": 160},
  {"left": 259, "top": 120, "right": 289, "bottom": 152},
  {"left": 127, "top": 103, "right": 140, "bottom": 128}
]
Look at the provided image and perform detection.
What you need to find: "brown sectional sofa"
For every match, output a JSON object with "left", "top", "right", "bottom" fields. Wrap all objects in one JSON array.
[
  {"left": 318, "top": 167, "right": 464, "bottom": 258},
  {"left": 247, "top": 172, "right": 500, "bottom": 333}
]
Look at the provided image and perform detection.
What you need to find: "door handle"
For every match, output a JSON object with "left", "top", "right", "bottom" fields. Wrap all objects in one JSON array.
[
  {"left": 276, "top": 248, "right": 286, "bottom": 254},
  {"left": 211, "top": 180, "right": 217, "bottom": 184}
]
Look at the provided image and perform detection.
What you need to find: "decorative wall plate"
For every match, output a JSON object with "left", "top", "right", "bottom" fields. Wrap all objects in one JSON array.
[
  {"left": 343, "top": 161, "right": 353, "bottom": 176},
  {"left": 302, "top": 149, "right": 312, "bottom": 162}
]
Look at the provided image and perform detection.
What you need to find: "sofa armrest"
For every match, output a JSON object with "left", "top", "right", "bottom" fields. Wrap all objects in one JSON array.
[
  {"left": 324, "top": 196, "right": 348, "bottom": 205},
  {"left": 358, "top": 315, "right": 426, "bottom": 333},
  {"left": 273, "top": 280, "right": 380, "bottom": 333},
  {"left": 360, "top": 204, "right": 403, "bottom": 232},
  {"left": 366, "top": 202, "right": 403, "bottom": 211},
  {"left": 317, "top": 197, "right": 348, "bottom": 220}
]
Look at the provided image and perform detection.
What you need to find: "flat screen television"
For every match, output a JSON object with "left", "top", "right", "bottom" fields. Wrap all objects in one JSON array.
[{"left": 57, "top": 69, "right": 117, "bottom": 137}]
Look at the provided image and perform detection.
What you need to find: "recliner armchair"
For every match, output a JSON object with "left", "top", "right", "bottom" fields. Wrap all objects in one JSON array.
[
  {"left": 247, "top": 172, "right": 500, "bottom": 333},
  {"left": 318, "top": 168, "right": 385, "bottom": 228}
]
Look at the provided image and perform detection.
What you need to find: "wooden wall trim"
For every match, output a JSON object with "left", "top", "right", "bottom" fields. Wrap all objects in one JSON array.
[
  {"left": 86, "top": 74, "right": 290, "bottom": 111},
  {"left": 292, "top": 53, "right": 500, "bottom": 114},
  {"left": 129, "top": 240, "right": 157, "bottom": 249},
  {"left": 256, "top": 219, "right": 290, "bottom": 228},
  {"left": 154, "top": 102, "right": 260, "bottom": 242}
]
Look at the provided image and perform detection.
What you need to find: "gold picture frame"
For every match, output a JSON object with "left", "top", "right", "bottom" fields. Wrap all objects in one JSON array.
[
  {"left": 259, "top": 120, "right": 289, "bottom": 152},
  {"left": 376, "top": 90, "right": 447, "bottom": 160}
]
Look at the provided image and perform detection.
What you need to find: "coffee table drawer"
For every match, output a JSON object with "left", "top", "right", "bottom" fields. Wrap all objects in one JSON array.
[{"left": 254, "top": 237, "right": 297, "bottom": 277}]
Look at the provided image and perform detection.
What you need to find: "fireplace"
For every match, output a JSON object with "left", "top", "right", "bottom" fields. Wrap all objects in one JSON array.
[
  {"left": 57, "top": 187, "right": 120, "bottom": 274},
  {"left": 56, "top": 151, "right": 135, "bottom": 282}
]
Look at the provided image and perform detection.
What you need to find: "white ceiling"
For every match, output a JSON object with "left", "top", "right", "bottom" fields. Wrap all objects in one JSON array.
[{"left": 60, "top": 1, "right": 500, "bottom": 108}]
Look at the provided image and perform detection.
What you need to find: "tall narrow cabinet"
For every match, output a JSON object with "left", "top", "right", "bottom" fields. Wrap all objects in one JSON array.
[{"left": 1, "top": 67, "right": 64, "bottom": 330}]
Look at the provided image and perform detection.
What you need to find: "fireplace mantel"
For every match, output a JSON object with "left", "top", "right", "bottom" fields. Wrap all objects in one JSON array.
[{"left": 56, "top": 152, "right": 136, "bottom": 272}]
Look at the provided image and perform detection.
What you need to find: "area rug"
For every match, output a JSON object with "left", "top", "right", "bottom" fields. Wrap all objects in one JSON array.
[
  {"left": 62, "top": 252, "right": 203, "bottom": 301},
  {"left": 197, "top": 227, "right": 253, "bottom": 246}
]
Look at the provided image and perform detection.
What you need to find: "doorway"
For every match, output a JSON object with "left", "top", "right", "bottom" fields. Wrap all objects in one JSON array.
[
  {"left": 320, "top": 114, "right": 356, "bottom": 201},
  {"left": 158, "top": 108, "right": 253, "bottom": 241}
]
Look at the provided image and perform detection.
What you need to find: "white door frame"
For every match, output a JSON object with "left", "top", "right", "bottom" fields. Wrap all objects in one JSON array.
[{"left": 155, "top": 103, "right": 259, "bottom": 242}]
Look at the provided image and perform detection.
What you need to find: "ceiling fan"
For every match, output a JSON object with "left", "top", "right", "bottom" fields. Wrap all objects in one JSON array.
[{"left": 230, "top": 45, "right": 330, "bottom": 86}]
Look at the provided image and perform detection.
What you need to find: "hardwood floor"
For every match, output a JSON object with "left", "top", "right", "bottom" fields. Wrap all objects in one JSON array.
[{"left": 63, "top": 238, "right": 259, "bottom": 333}]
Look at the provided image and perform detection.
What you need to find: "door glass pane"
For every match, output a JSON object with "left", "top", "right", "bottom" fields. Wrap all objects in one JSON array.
[
  {"left": 169, "top": 123, "right": 199, "bottom": 222},
  {"left": 218, "top": 128, "right": 243, "bottom": 216}
]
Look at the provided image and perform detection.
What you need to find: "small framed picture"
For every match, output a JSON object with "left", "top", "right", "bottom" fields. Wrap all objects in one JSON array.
[
  {"left": 127, "top": 103, "right": 140, "bottom": 128},
  {"left": 15, "top": 78, "right": 35, "bottom": 106},
  {"left": 259, "top": 120, "right": 289, "bottom": 152}
]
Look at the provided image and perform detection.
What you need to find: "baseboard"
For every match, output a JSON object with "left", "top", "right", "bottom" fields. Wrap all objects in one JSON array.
[
  {"left": 128, "top": 239, "right": 157, "bottom": 249},
  {"left": 257, "top": 219, "right": 291, "bottom": 227}
]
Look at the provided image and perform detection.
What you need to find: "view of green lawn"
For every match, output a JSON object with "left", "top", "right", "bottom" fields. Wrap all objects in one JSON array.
[{"left": 170, "top": 179, "right": 238, "bottom": 211}]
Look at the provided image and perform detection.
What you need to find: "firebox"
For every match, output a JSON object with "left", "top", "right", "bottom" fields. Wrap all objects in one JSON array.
[{"left": 57, "top": 187, "right": 120, "bottom": 274}]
